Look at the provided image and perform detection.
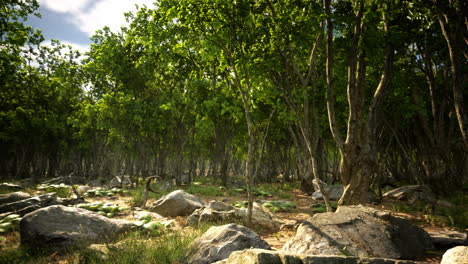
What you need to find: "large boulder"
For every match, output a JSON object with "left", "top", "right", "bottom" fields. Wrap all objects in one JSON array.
[
  {"left": 20, "top": 205, "right": 132, "bottom": 252},
  {"left": 188, "top": 202, "right": 282, "bottom": 231},
  {"left": 0, "top": 191, "right": 31, "bottom": 204},
  {"left": 213, "top": 248, "right": 423, "bottom": 264},
  {"left": 282, "top": 205, "right": 433, "bottom": 260},
  {"left": 0, "top": 193, "right": 60, "bottom": 216},
  {"left": 186, "top": 223, "right": 270, "bottom": 264},
  {"left": 441, "top": 246, "right": 468, "bottom": 264},
  {"left": 149, "top": 190, "right": 205, "bottom": 217},
  {"left": 234, "top": 203, "right": 282, "bottom": 231},
  {"left": 383, "top": 185, "right": 435, "bottom": 203}
]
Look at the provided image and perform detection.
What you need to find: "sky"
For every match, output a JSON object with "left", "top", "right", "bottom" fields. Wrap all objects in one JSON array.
[{"left": 26, "top": 0, "right": 156, "bottom": 54}]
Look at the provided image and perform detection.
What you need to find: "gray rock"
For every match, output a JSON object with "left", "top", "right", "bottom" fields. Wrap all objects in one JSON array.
[
  {"left": 0, "top": 193, "right": 60, "bottom": 216},
  {"left": 383, "top": 185, "right": 435, "bottom": 203},
  {"left": 87, "top": 179, "right": 105, "bottom": 187},
  {"left": 188, "top": 202, "right": 282, "bottom": 231},
  {"left": 108, "top": 175, "right": 132, "bottom": 187},
  {"left": 0, "top": 191, "right": 31, "bottom": 205},
  {"left": 441, "top": 246, "right": 468, "bottom": 264},
  {"left": 312, "top": 185, "right": 376, "bottom": 202},
  {"left": 234, "top": 203, "right": 282, "bottom": 231},
  {"left": 149, "top": 190, "right": 205, "bottom": 217},
  {"left": 186, "top": 223, "right": 270, "bottom": 264},
  {"left": 0, "top": 183, "right": 23, "bottom": 192},
  {"left": 282, "top": 205, "right": 432, "bottom": 260},
  {"left": 207, "top": 200, "right": 234, "bottom": 211},
  {"left": 20, "top": 205, "right": 132, "bottom": 252},
  {"left": 213, "top": 248, "right": 424, "bottom": 264},
  {"left": 43, "top": 176, "right": 85, "bottom": 185},
  {"left": 75, "top": 185, "right": 92, "bottom": 196},
  {"left": 312, "top": 185, "right": 344, "bottom": 201},
  {"left": 429, "top": 231, "right": 468, "bottom": 249}
]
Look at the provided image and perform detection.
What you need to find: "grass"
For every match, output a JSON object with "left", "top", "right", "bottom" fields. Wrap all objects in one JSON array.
[
  {"left": 0, "top": 226, "right": 207, "bottom": 264},
  {"left": 80, "top": 230, "right": 201, "bottom": 264},
  {"left": 185, "top": 184, "right": 225, "bottom": 197},
  {"left": 388, "top": 191, "right": 468, "bottom": 230}
]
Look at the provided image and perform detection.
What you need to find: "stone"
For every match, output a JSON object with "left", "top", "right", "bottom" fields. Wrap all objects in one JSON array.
[
  {"left": 213, "top": 248, "right": 423, "bottom": 264},
  {"left": 311, "top": 185, "right": 344, "bottom": 201},
  {"left": 108, "top": 175, "right": 132, "bottom": 187},
  {"left": 149, "top": 190, "right": 205, "bottom": 217},
  {"left": 282, "top": 205, "right": 433, "bottom": 260},
  {"left": 188, "top": 202, "right": 282, "bottom": 231},
  {"left": 234, "top": 203, "right": 282, "bottom": 231},
  {"left": 87, "top": 179, "right": 105, "bottom": 187},
  {"left": 429, "top": 231, "right": 468, "bottom": 250},
  {"left": 76, "top": 185, "right": 92, "bottom": 196},
  {"left": 0, "top": 193, "right": 60, "bottom": 216},
  {"left": 43, "top": 175, "right": 85, "bottom": 185},
  {"left": 312, "top": 185, "right": 376, "bottom": 202},
  {"left": 441, "top": 246, "right": 468, "bottom": 264},
  {"left": 0, "top": 191, "right": 31, "bottom": 205},
  {"left": 0, "top": 183, "right": 23, "bottom": 192},
  {"left": 20, "top": 205, "right": 132, "bottom": 252},
  {"left": 186, "top": 223, "right": 270, "bottom": 264},
  {"left": 383, "top": 185, "right": 435, "bottom": 203},
  {"left": 207, "top": 200, "right": 234, "bottom": 211}
]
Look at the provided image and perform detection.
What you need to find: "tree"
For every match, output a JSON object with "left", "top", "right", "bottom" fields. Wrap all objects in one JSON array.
[{"left": 324, "top": 0, "right": 396, "bottom": 205}]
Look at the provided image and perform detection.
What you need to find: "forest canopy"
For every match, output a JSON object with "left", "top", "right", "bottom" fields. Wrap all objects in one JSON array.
[{"left": 0, "top": 0, "right": 466, "bottom": 206}]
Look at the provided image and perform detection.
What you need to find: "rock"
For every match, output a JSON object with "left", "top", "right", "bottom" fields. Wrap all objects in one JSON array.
[
  {"left": 207, "top": 200, "right": 234, "bottom": 211},
  {"left": 76, "top": 185, "right": 92, "bottom": 196},
  {"left": 19, "top": 178, "right": 37, "bottom": 188},
  {"left": 20, "top": 205, "right": 132, "bottom": 252},
  {"left": 312, "top": 185, "right": 344, "bottom": 201},
  {"left": 312, "top": 185, "right": 376, "bottom": 202},
  {"left": 132, "top": 210, "right": 175, "bottom": 227},
  {"left": 186, "top": 223, "right": 270, "bottom": 264},
  {"left": 441, "top": 246, "right": 468, "bottom": 264},
  {"left": 383, "top": 185, "right": 435, "bottom": 203},
  {"left": 149, "top": 190, "right": 205, "bottom": 217},
  {"left": 132, "top": 211, "right": 166, "bottom": 222},
  {"left": 213, "top": 248, "right": 424, "bottom": 264},
  {"left": 0, "top": 183, "right": 23, "bottom": 192},
  {"left": 234, "top": 203, "right": 282, "bottom": 231},
  {"left": 0, "top": 191, "right": 31, "bottom": 204},
  {"left": 188, "top": 202, "right": 282, "bottom": 231},
  {"left": 108, "top": 175, "right": 132, "bottom": 187},
  {"left": 0, "top": 193, "right": 60, "bottom": 216},
  {"left": 429, "top": 230, "right": 468, "bottom": 249},
  {"left": 87, "top": 179, "right": 105, "bottom": 187},
  {"left": 43, "top": 175, "right": 85, "bottom": 185},
  {"left": 312, "top": 179, "right": 328, "bottom": 191},
  {"left": 282, "top": 205, "right": 433, "bottom": 260},
  {"left": 187, "top": 208, "right": 202, "bottom": 226}
]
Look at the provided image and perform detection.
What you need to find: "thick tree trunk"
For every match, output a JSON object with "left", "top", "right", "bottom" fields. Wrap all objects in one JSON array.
[{"left": 324, "top": 0, "right": 394, "bottom": 205}]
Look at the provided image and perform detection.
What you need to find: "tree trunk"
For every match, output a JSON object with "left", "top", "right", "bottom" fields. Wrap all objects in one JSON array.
[{"left": 324, "top": 0, "right": 394, "bottom": 205}]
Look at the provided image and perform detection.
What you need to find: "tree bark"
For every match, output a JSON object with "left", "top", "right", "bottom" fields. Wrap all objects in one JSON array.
[{"left": 433, "top": 0, "right": 467, "bottom": 150}]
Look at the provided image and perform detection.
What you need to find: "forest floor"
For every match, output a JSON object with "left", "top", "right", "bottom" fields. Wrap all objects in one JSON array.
[{"left": 1, "top": 181, "right": 466, "bottom": 263}]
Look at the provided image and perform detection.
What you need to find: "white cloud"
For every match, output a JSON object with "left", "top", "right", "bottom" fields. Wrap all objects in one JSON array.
[
  {"left": 75, "top": 0, "right": 154, "bottom": 35},
  {"left": 40, "top": 0, "right": 155, "bottom": 36},
  {"left": 39, "top": 0, "right": 93, "bottom": 13},
  {"left": 61, "top": 40, "right": 90, "bottom": 54}
]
